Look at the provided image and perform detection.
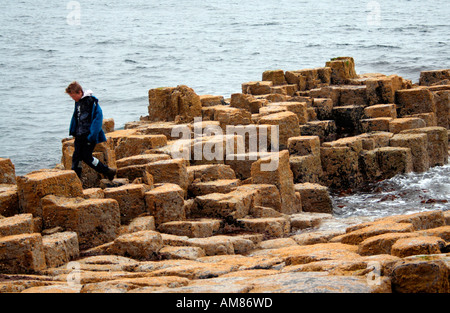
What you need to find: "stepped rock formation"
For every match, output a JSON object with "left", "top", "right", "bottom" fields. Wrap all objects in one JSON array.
[{"left": 1, "top": 58, "right": 450, "bottom": 293}]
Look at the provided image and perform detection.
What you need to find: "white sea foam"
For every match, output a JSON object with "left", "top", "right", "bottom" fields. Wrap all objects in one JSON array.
[{"left": 332, "top": 161, "right": 450, "bottom": 219}]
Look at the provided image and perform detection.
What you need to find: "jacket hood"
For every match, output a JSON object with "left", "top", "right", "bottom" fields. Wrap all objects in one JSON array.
[{"left": 81, "top": 89, "right": 94, "bottom": 99}]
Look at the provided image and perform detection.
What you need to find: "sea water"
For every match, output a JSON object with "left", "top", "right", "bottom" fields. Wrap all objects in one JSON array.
[
  {"left": 0, "top": 0, "right": 448, "bottom": 218},
  {"left": 332, "top": 161, "right": 450, "bottom": 219}
]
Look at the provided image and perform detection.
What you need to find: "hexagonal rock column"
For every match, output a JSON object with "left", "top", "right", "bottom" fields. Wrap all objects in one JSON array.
[
  {"left": 388, "top": 117, "right": 426, "bottom": 134},
  {"left": 187, "top": 164, "right": 236, "bottom": 183},
  {"left": 192, "top": 188, "right": 257, "bottom": 221},
  {"left": 42, "top": 231, "right": 79, "bottom": 268},
  {"left": 0, "top": 213, "right": 35, "bottom": 237},
  {"left": 0, "top": 184, "right": 19, "bottom": 217},
  {"left": 236, "top": 184, "right": 282, "bottom": 212},
  {"left": 294, "top": 183, "right": 333, "bottom": 214},
  {"left": 400, "top": 126, "right": 448, "bottom": 167},
  {"left": 0, "top": 158, "right": 16, "bottom": 184},
  {"left": 387, "top": 258, "right": 450, "bottom": 293},
  {"left": 236, "top": 217, "right": 291, "bottom": 239},
  {"left": 110, "top": 230, "right": 163, "bottom": 261},
  {"left": 251, "top": 150, "right": 301, "bottom": 214},
  {"left": 419, "top": 69, "right": 450, "bottom": 86},
  {"left": 103, "top": 183, "right": 149, "bottom": 224},
  {"left": 145, "top": 159, "right": 189, "bottom": 192},
  {"left": 431, "top": 90, "right": 450, "bottom": 128},
  {"left": 366, "top": 75, "right": 408, "bottom": 105},
  {"left": 390, "top": 236, "right": 446, "bottom": 258},
  {"left": 116, "top": 153, "right": 170, "bottom": 182},
  {"left": 158, "top": 219, "right": 221, "bottom": 238},
  {"left": 395, "top": 88, "right": 436, "bottom": 117},
  {"left": 389, "top": 133, "right": 430, "bottom": 173},
  {"left": 114, "top": 135, "right": 167, "bottom": 160},
  {"left": 360, "top": 117, "right": 393, "bottom": 133},
  {"left": 332, "top": 105, "right": 364, "bottom": 136},
  {"left": 320, "top": 146, "right": 361, "bottom": 190},
  {"left": 148, "top": 85, "right": 202, "bottom": 123},
  {"left": 258, "top": 111, "right": 300, "bottom": 150},
  {"left": 359, "top": 147, "right": 413, "bottom": 182},
  {"left": 0, "top": 233, "right": 46, "bottom": 274},
  {"left": 288, "top": 136, "right": 323, "bottom": 184},
  {"left": 145, "top": 183, "right": 186, "bottom": 226},
  {"left": 41, "top": 195, "right": 120, "bottom": 250},
  {"left": 262, "top": 69, "right": 287, "bottom": 86},
  {"left": 188, "top": 179, "right": 241, "bottom": 197},
  {"left": 325, "top": 57, "right": 358, "bottom": 85},
  {"left": 299, "top": 120, "right": 337, "bottom": 143},
  {"left": 16, "top": 169, "right": 83, "bottom": 217},
  {"left": 364, "top": 104, "right": 397, "bottom": 119}
]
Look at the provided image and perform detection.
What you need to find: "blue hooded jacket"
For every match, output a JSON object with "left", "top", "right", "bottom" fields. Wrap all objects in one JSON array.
[{"left": 69, "top": 91, "right": 107, "bottom": 144}]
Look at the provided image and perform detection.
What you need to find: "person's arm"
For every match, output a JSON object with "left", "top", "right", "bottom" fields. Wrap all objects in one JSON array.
[
  {"left": 87, "top": 98, "right": 103, "bottom": 143},
  {"left": 69, "top": 104, "right": 77, "bottom": 137}
]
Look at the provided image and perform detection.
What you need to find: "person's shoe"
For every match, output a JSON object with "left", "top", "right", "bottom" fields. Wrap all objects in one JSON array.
[{"left": 106, "top": 168, "right": 117, "bottom": 181}]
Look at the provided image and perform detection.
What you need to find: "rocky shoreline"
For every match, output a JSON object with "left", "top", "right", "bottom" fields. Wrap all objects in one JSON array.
[{"left": 1, "top": 58, "right": 450, "bottom": 293}]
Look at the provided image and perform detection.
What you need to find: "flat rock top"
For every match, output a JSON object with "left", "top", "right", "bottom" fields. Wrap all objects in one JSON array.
[{"left": 21, "top": 169, "right": 75, "bottom": 180}]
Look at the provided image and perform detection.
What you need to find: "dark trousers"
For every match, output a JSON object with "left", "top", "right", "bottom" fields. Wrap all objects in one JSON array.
[{"left": 71, "top": 135, "right": 109, "bottom": 178}]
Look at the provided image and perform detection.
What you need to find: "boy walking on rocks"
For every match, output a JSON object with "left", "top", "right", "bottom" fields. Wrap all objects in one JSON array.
[{"left": 65, "top": 81, "right": 116, "bottom": 180}]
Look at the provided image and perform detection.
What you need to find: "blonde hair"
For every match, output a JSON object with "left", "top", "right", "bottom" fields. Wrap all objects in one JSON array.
[{"left": 65, "top": 81, "right": 83, "bottom": 94}]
